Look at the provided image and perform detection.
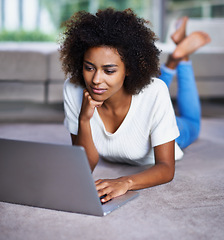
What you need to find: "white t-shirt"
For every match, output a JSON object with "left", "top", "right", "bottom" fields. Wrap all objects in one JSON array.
[{"left": 63, "top": 78, "right": 183, "bottom": 166}]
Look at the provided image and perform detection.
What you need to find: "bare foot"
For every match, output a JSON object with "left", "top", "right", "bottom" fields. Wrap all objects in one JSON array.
[
  {"left": 171, "top": 16, "right": 188, "bottom": 45},
  {"left": 172, "top": 31, "right": 211, "bottom": 60}
]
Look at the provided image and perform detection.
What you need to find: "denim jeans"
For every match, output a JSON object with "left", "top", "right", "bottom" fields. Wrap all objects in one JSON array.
[{"left": 160, "top": 61, "right": 201, "bottom": 148}]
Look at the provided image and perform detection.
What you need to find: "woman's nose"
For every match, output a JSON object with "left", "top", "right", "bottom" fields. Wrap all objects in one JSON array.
[{"left": 92, "top": 70, "right": 102, "bottom": 84}]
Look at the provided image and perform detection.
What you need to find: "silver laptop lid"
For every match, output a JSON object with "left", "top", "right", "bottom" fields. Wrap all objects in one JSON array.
[
  {"left": 0, "top": 138, "right": 104, "bottom": 216},
  {"left": 0, "top": 138, "right": 138, "bottom": 216}
]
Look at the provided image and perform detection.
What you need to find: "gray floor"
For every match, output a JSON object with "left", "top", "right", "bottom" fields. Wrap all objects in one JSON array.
[
  {"left": 0, "top": 102, "right": 64, "bottom": 123},
  {"left": 0, "top": 100, "right": 224, "bottom": 240},
  {"left": 0, "top": 98, "right": 224, "bottom": 123}
]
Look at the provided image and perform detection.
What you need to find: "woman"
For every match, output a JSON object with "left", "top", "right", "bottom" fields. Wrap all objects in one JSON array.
[{"left": 60, "top": 9, "right": 210, "bottom": 203}]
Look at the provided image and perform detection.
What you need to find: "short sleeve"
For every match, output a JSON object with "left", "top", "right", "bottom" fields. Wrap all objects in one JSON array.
[
  {"left": 150, "top": 80, "right": 179, "bottom": 147},
  {"left": 63, "top": 79, "right": 83, "bottom": 135}
]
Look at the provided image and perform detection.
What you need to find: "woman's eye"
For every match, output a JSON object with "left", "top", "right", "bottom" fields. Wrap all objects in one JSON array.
[
  {"left": 84, "top": 65, "right": 94, "bottom": 71},
  {"left": 105, "top": 69, "right": 116, "bottom": 74}
]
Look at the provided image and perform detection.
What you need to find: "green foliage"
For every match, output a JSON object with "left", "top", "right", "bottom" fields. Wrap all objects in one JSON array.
[
  {"left": 41, "top": 0, "right": 145, "bottom": 30},
  {"left": 0, "top": 29, "right": 56, "bottom": 42},
  {"left": 41, "top": 0, "right": 87, "bottom": 29}
]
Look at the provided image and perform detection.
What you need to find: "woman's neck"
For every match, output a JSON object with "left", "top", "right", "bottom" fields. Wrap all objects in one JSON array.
[
  {"left": 97, "top": 89, "right": 132, "bottom": 133},
  {"left": 102, "top": 89, "right": 132, "bottom": 114}
]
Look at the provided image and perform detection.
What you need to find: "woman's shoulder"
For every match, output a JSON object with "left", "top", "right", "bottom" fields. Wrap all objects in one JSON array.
[
  {"left": 132, "top": 78, "right": 170, "bottom": 114},
  {"left": 63, "top": 78, "right": 84, "bottom": 108},
  {"left": 64, "top": 78, "right": 83, "bottom": 91},
  {"left": 139, "top": 77, "right": 169, "bottom": 98},
  {"left": 146, "top": 77, "right": 167, "bottom": 90},
  {"left": 64, "top": 78, "right": 84, "bottom": 97}
]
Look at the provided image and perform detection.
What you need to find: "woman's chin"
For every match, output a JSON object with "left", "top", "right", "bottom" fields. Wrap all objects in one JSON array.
[{"left": 90, "top": 92, "right": 106, "bottom": 102}]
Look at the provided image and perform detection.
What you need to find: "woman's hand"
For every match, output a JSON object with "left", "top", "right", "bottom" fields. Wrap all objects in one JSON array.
[
  {"left": 79, "top": 89, "right": 104, "bottom": 122},
  {"left": 95, "top": 177, "right": 132, "bottom": 203}
]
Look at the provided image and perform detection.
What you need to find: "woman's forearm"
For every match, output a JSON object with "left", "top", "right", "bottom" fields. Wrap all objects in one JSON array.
[
  {"left": 123, "top": 162, "right": 175, "bottom": 191},
  {"left": 95, "top": 141, "right": 175, "bottom": 203},
  {"left": 95, "top": 162, "right": 175, "bottom": 203},
  {"left": 126, "top": 141, "right": 175, "bottom": 190},
  {"left": 74, "top": 119, "right": 99, "bottom": 171}
]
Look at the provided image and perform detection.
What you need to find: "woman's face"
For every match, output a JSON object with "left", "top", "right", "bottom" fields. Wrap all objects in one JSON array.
[{"left": 83, "top": 46, "right": 127, "bottom": 102}]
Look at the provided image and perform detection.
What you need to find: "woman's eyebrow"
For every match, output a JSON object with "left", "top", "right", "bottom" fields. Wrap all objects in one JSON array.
[
  {"left": 103, "top": 64, "right": 118, "bottom": 68},
  {"left": 83, "top": 60, "right": 118, "bottom": 68},
  {"left": 83, "top": 60, "right": 94, "bottom": 66}
]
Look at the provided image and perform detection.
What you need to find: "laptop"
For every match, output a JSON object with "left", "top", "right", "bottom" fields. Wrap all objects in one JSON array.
[{"left": 0, "top": 138, "right": 138, "bottom": 216}]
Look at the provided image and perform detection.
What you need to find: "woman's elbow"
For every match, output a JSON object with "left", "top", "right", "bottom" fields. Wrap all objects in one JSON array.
[{"left": 166, "top": 164, "right": 175, "bottom": 183}]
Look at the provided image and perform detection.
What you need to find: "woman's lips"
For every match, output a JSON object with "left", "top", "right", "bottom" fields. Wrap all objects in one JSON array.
[{"left": 91, "top": 87, "right": 107, "bottom": 94}]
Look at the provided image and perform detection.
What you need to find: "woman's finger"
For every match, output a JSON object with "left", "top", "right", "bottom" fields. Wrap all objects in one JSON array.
[
  {"left": 101, "top": 193, "right": 114, "bottom": 203},
  {"left": 95, "top": 178, "right": 129, "bottom": 203},
  {"left": 95, "top": 179, "right": 104, "bottom": 185},
  {"left": 95, "top": 180, "right": 109, "bottom": 191}
]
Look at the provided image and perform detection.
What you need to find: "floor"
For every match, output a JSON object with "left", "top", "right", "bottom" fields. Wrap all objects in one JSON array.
[
  {"left": 0, "top": 99, "right": 224, "bottom": 240},
  {"left": 0, "top": 102, "right": 64, "bottom": 123},
  {"left": 0, "top": 98, "right": 224, "bottom": 123},
  {"left": 0, "top": 119, "right": 223, "bottom": 240}
]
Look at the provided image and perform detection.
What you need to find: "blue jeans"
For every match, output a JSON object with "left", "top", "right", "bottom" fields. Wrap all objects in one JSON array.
[{"left": 160, "top": 61, "right": 201, "bottom": 149}]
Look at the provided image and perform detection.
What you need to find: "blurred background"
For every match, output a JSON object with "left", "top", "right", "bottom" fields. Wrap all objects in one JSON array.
[
  {"left": 1, "top": 0, "right": 224, "bottom": 42},
  {"left": 0, "top": 0, "right": 224, "bottom": 123}
]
